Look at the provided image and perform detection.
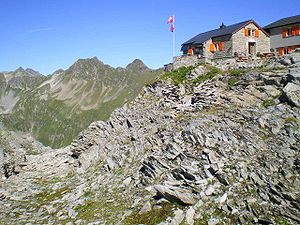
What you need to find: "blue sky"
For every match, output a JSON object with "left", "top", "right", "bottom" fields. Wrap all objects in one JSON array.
[{"left": 0, "top": 0, "right": 299, "bottom": 75}]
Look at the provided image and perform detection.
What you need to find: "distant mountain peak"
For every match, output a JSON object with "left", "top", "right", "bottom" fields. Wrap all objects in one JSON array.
[
  {"left": 65, "top": 57, "right": 115, "bottom": 80},
  {"left": 25, "top": 68, "right": 43, "bottom": 76},
  {"left": 126, "top": 59, "right": 149, "bottom": 71},
  {"left": 74, "top": 57, "right": 104, "bottom": 66},
  {"left": 15, "top": 67, "right": 25, "bottom": 73}
]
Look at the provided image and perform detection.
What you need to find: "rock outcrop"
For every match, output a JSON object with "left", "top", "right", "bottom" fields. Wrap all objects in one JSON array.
[{"left": 0, "top": 54, "right": 299, "bottom": 224}]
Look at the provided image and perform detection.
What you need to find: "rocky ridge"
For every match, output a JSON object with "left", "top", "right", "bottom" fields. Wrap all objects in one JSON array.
[{"left": 0, "top": 53, "right": 300, "bottom": 224}]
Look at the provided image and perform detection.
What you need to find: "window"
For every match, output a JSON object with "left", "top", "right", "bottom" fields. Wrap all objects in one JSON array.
[
  {"left": 244, "top": 29, "right": 259, "bottom": 37},
  {"left": 292, "top": 26, "right": 300, "bottom": 35},
  {"left": 282, "top": 26, "right": 300, "bottom": 37},
  {"left": 209, "top": 42, "right": 224, "bottom": 52}
]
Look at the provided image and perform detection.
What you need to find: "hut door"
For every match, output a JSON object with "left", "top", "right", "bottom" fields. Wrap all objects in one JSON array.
[{"left": 248, "top": 42, "right": 256, "bottom": 55}]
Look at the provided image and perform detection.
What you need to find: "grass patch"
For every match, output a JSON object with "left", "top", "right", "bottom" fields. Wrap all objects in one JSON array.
[
  {"left": 284, "top": 117, "right": 299, "bottom": 124},
  {"left": 75, "top": 191, "right": 129, "bottom": 224},
  {"left": 227, "top": 79, "right": 238, "bottom": 87},
  {"left": 83, "top": 190, "right": 95, "bottom": 197},
  {"left": 227, "top": 68, "right": 247, "bottom": 77},
  {"left": 192, "top": 66, "right": 221, "bottom": 85},
  {"left": 124, "top": 202, "right": 176, "bottom": 225},
  {"left": 35, "top": 186, "right": 72, "bottom": 204},
  {"left": 293, "top": 126, "right": 300, "bottom": 131},
  {"left": 163, "top": 66, "right": 196, "bottom": 85},
  {"left": 262, "top": 99, "right": 275, "bottom": 107},
  {"left": 123, "top": 140, "right": 131, "bottom": 145}
]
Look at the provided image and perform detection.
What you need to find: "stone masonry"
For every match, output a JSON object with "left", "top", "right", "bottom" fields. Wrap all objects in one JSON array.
[
  {"left": 232, "top": 22, "right": 270, "bottom": 56},
  {"left": 172, "top": 55, "right": 207, "bottom": 70}
]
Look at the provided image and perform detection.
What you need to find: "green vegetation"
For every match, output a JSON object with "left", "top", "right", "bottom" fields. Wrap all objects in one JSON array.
[
  {"left": 83, "top": 190, "right": 95, "bottom": 197},
  {"left": 163, "top": 65, "right": 196, "bottom": 85},
  {"left": 284, "top": 117, "right": 299, "bottom": 131},
  {"left": 293, "top": 126, "right": 300, "bottom": 131},
  {"left": 75, "top": 189, "right": 129, "bottom": 223},
  {"left": 227, "top": 79, "right": 238, "bottom": 87},
  {"left": 192, "top": 66, "right": 221, "bottom": 85},
  {"left": 262, "top": 99, "right": 276, "bottom": 107},
  {"left": 2, "top": 59, "right": 161, "bottom": 148},
  {"left": 124, "top": 202, "right": 178, "bottom": 225},
  {"left": 193, "top": 207, "right": 239, "bottom": 225},
  {"left": 227, "top": 68, "right": 247, "bottom": 77},
  {"left": 35, "top": 186, "right": 72, "bottom": 204},
  {"left": 284, "top": 117, "right": 299, "bottom": 124}
]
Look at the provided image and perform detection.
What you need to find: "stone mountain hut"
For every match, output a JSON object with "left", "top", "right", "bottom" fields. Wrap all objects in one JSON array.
[{"left": 181, "top": 20, "right": 270, "bottom": 61}]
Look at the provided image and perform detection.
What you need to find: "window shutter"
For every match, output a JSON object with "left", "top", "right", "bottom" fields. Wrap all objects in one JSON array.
[
  {"left": 295, "top": 26, "right": 300, "bottom": 35},
  {"left": 288, "top": 46, "right": 293, "bottom": 52},
  {"left": 209, "top": 44, "right": 215, "bottom": 52},
  {"left": 219, "top": 42, "right": 224, "bottom": 51},
  {"left": 188, "top": 48, "right": 193, "bottom": 55},
  {"left": 291, "top": 27, "right": 296, "bottom": 36},
  {"left": 278, "top": 48, "right": 284, "bottom": 56},
  {"left": 282, "top": 29, "right": 288, "bottom": 37},
  {"left": 254, "top": 30, "right": 259, "bottom": 37},
  {"left": 244, "top": 29, "right": 249, "bottom": 36}
]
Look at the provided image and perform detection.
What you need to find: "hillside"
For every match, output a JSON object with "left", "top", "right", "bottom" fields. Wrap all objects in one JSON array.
[
  {"left": 0, "top": 53, "right": 299, "bottom": 224},
  {"left": 0, "top": 67, "right": 44, "bottom": 114},
  {"left": 2, "top": 58, "right": 161, "bottom": 148}
]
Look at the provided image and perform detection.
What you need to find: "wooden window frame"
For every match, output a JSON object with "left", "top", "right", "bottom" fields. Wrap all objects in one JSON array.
[
  {"left": 283, "top": 26, "right": 300, "bottom": 38},
  {"left": 210, "top": 42, "right": 224, "bottom": 52},
  {"left": 245, "top": 28, "right": 259, "bottom": 37}
]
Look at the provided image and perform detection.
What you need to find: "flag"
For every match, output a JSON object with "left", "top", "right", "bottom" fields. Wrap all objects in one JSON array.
[
  {"left": 167, "top": 16, "right": 174, "bottom": 23},
  {"left": 170, "top": 24, "right": 175, "bottom": 32}
]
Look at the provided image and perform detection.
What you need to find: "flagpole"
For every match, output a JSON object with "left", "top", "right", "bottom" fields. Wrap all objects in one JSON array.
[{"left": 173, "top": 14, "right": 175, "bottom": 58}]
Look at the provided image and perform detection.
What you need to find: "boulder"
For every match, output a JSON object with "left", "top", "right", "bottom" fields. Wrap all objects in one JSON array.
[
  {"left": 139, "top": 201, "right": 152, "bottom": 214},
  {"left": 280, "top": 82, "right": 300, "bottom": 107},
  {"left": 288, "top": 68, "right": 300, "bottom": 83},
  {"left": 290, "top": 53, "right": 300, "bottom": 64},
  {"left": 185, "top": 207, "right": 195, "bottom": 225},
  {"left": 154, "top": 184, "right": 196, "bottom": 205},
  {"left": 170, "top": 209, "right": 184, "bottom": 225},
  {"left": 242, "top": 70, "right": 260, "bottom": 81}
]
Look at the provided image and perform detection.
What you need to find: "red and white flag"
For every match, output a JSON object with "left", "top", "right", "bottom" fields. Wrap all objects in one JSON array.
[
  {"left": 167, "top": 16, "right": 174, "bottom": 23},
  {"left": 170, "top": 24, "right": 175, "bottom": 32}
]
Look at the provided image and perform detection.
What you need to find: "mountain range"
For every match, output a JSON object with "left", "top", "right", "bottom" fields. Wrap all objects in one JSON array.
[{"left": 1, "top": 57, "right": 161, "bottom": 148}]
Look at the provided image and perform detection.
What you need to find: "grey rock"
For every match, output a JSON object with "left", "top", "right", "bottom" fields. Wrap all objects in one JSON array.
[
  {"left": 123, "top": 177, "right": 132, "bottom": 186},
  {"left": 154, "top": 185, "right": 196, "bottom": 205},
  {"left": 288, "top": 68, "right": 300, "bottom": 83},
  {"left": 139, "top": 201, "right": 152, "bottom": 214},
  {"left": 205, "top": 186, "right": 215, "bottom": 196},
  {"left": 170, "top": 209, "right": 184, "bottom": 225},
  {"left": 217, "top": 193, "right": 227, "bottom": 204},
  {"left": 208, "top": 218, "right": 220, "bottom": 225},
  {"left": 185, "top": 206, "right": 195, "bottom": 225},
  {"left": 290, "top": 53, "right": 300, "bottom": 64},
  {"left": 281, "top": 82, "right": 300, "bottom": 107},
  {"left": 242, "top": 70, "right": 260, "bottom": 81}
]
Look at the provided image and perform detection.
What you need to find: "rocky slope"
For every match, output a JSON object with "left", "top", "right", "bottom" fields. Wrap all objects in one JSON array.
[
  {"left": 2, "top": 58, "right": 161, "bottom": 148},
  {"left": 0, "top": 53, "right": 300, "bottom": 224}
]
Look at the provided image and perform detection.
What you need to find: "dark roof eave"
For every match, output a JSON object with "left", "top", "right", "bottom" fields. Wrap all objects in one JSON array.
[
  {"left": 264, "top": 15, "right": 300, "bottom": 30},
  {"left": 264, "top": 22, "right": 300, "bottom": 30},
  {"left": 182, "top": 19, "right": 258, "bottom": 46}
]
